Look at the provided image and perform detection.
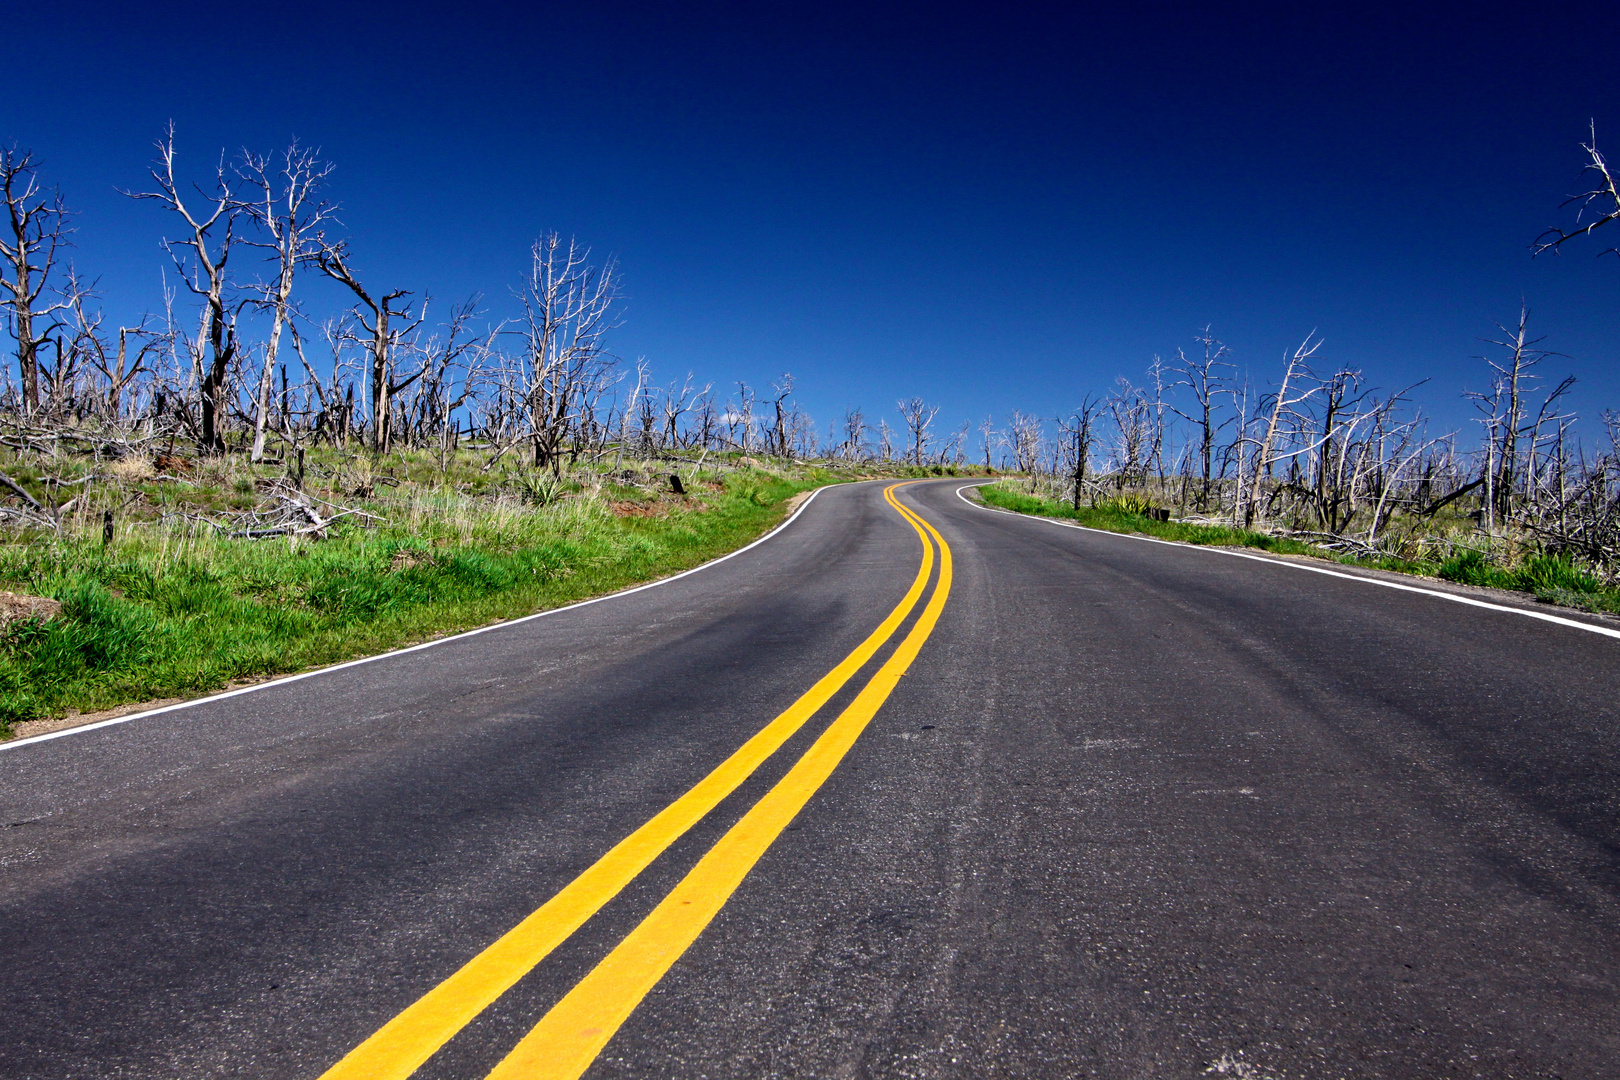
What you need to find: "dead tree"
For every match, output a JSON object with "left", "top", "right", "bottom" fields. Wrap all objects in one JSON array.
[
  {"left": 1059, "top": 395, "right": 1101, "bottom": 509},
  {"left": 1169, "top": 328, "right": 1236, "bottom": 509},
  {"left": 1286, "top": 367, "right": 1375, "bottom": 532},
  {"left": 1106, "top": 378, "right": 1153, "bottom": 489},
  {"left": 612, "top": 357, "right": 651, "bottom": 471},
  {"left": 943, "top": 420, "right": 970, "bottom": 465},
  {"left": 517, "top": 234, "right": 620, "bottom": 473},
  {"left": 840, "top": 407, "right": 868, "bottom": 460},
  {"left": 0, "top": 147, "right": 73, "bottom": 416},
  {"left": 63, "top": 280, "right": 166, "bottom": 420},
  {"left": 1144, "top": 354, "right": 1172, "bottom": 483},
  {"left": 1535, "top": 124, "right": 1620, "bottom": 259},
  {"left": 239, "top": 142, "right": 335, "bottom": 461},
  {"left": 294, "top": 316, "right": 362, "bottom": 447},
  {"left": 661, "top": 373, "right": 702, "bottom": 449},
  {"left": 897, "top": 397, "right": 939, "bottom": 465},
  {"left": 1008, "top": 410, "right": 1043, "bottom": 479},
  {"left": 691, "top": 389, "right": 719, "bottom": 450},
  {"left": 979, "top": 415, "right": 999, "bottom": 471},
  {"left": 313, "top": 240, "right": 421, "bottom": 454},
  {"left": 1245, "top": 334, "right": 1323, "bottom": 527},
  {"left": 128, "top": 126, "right": 240, "bottom": 453},
  {"left": 401, "top": 300, "right": 492, "bottom": 465},
  {"left": 1465, "top": 306, "right": 1569, "bottom": 523},
  {"left": 783, "top": 399, "right": 818, "bottom": 459},
  {"left": 636, "top": 379, "right": 660, "bottom": 453},
  {"left": 769, "top": 375, "right": 796, "bottom": 456},
  {"left": 729, "top": 382, "right": 756, "bottom": 453}
]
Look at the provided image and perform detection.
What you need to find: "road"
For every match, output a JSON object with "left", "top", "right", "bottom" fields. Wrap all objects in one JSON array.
[{"left": 2, "top": 477, "right": 1619, "bottom": 1079}]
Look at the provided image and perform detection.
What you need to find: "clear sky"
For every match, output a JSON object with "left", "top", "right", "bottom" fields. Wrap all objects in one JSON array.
[{"left": 12, "top": 0, "right": 1620, "bottom": 441}]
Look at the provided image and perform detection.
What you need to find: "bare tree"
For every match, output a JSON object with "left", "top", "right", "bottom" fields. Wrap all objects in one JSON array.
[
  {"left": 1467, "top": 306, "right": 1574, "bottom": 525},
  {"left": 613, "top": 357, "right": 651, "bottom": 472},
  {"left": 514, "top": 233, "right": 620, "bottom": 472},
  {"left": 979, "top": 415, "right": 999, "bottom": 471},
  {"left": 1169, "top": 328, "right": 1236, "bottom": 509},
  {"left": 877, "top": 417, "right": 895, "bottom": 462},
  {"left": 1059, "top": 395, "right": 1102, "bottom": 509},
  {"left": 313, "top": 239, "right": 421, "bottom": 454},
  {"left": 1144, "top": 354, "right": 1172, "bottom": 482},
  {"left": 897, "top": 397, "right": 939, "bottom": 465},
  {"left": 1105, "top": 378, "right": 1153, "bottom": 488},
  {"left": 661, "top": 373, "right": 702, "bottom": 449},
  {"left": 1245, "top": 334, "right": 1323, "bottom": 527},
  {"left": 294, "top": 315, "right": 362, "bottom": 447},
  {"left": 942, "top": 419, "right": 970, "bottom": 465},
  {"left": 395, "top": 299, "right": 492, "bottom": 466},
  {"left": 840, "top": 406, "right": 867, "bottom": 460},
  {"left": 62, "top": 278, "right": 166, "bottom": 420},
  {"left": 691, "top": 388, "right": 719, "bottom": 451},
  {"left": 1007, "top": 410, "right": 1043, "bottom": 478},
  {"left": 783, "top": 398, "right": 818, "bottom": 459},
  {"left": 128, "top": 125, "right": 241, "bottom": 453},
  {"left": 239, "top": 141, "right": 335, "bottom": 461},
  {"left": 729, "top": 382, "right": 756, "bottom": 453},
  {"left": 1535, "top": 124, "right": 1620, "bottom": 259},
  {"left": 769, "top": 375, "right": 795, "bottom": 456},
  {"left": 0, "top": 147, "right": 72, "bottom": 416},
  {"left": 1287, "top": 366, "right": 1375, "bottom": 532}
]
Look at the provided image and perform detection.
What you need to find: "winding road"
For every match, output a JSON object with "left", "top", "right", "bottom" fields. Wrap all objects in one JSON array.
[{"left": 3, "top": 478, "right": 1619, "bottom": 1078}]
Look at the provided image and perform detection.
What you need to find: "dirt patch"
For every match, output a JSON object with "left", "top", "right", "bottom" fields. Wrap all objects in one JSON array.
[
  {"left": 0, "top": 592, "right": 61, "bottom": 628},
  {"left": 784, "top": 491, "right": 813, "bottom": 513},
  {"left": 610, "top": 500, "right": 664, "bottom": 518},
  {"left": 153, "top": 453, "right": 194, "bottom": 474}
]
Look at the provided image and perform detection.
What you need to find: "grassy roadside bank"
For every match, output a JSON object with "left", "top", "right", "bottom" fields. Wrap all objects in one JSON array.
[
  {"left": 0, "top": 455, "right": 898, "bottom": 737},
  {"left": 976, "top": 481, "right": 1620, "bottom": 615}
]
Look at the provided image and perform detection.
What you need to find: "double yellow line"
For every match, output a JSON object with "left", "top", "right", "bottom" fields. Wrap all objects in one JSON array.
[{"left": 320, "top": 482, "right": 952, "bottom": 1080}]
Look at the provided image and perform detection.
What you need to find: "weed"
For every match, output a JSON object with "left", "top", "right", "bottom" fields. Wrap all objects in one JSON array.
[
  {"left": 1438, "top": 548, "right": 1500, "bottom": 587},
  {"left": 1516, "top": 553, "right": 1601, "bottom": 595},
  {"left": 1097, "top": 493, "right": 1158, "bottom": 516}
]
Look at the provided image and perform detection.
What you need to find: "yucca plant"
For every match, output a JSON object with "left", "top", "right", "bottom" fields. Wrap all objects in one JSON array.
[{"left": 1098, "top": 493, "right": 1158, "bottom": 516}]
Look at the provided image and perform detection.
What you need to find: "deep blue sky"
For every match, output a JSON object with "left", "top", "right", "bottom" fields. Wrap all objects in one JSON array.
[{"left": 13, "top": 1, "right": 1620, "bottom": 442}]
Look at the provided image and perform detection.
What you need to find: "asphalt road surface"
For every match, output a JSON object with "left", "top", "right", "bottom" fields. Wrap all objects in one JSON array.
[{"left": 3, "top": 478, "right": 1619, "bottom": 1079}]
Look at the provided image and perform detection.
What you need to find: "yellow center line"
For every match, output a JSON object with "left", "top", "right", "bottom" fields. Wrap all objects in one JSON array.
[
  {"left": 484, "top": 490, "right": 953, "bottom": 1080},
  {"left": 319, "top": 482, "right": 934, "bottom": 1080}
]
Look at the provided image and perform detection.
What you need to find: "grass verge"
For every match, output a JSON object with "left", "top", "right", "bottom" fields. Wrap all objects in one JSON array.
[
  {"left": 977, "top": 481, "right": 1620, "bottom": 615},
  {"left": 0, "top": 462, "right": 852, "bottom": 737}
]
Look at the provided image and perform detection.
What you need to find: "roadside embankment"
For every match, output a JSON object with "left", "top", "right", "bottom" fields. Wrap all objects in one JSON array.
[
  {"left": 975, "top": 480, "right": 1620, "bottom": 617},
  {"left": 0, "top": 451, "right": 903, "bottom": 738}
]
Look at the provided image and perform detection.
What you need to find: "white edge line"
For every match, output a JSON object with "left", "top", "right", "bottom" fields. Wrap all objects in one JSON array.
[
  {"left": 953, "top": 483, "right": 1620, "bottom": 643},
  {"left": 1, "top": 481, "right": 852, "bottom": 753}
]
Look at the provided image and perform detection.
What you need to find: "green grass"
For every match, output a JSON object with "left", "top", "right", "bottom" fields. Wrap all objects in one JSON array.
[
  {"left": 979, "top": 484, "right": 1321, "bottom": 556},
  {"left": 979, "top": 481, "right": 1620, "bottom": 614},
  {"left": 0, "top": 462, "right": 846, "bottom": 735},
  {"left": 1436, "top": 549, "right": 1620, "bottom": 612}
]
